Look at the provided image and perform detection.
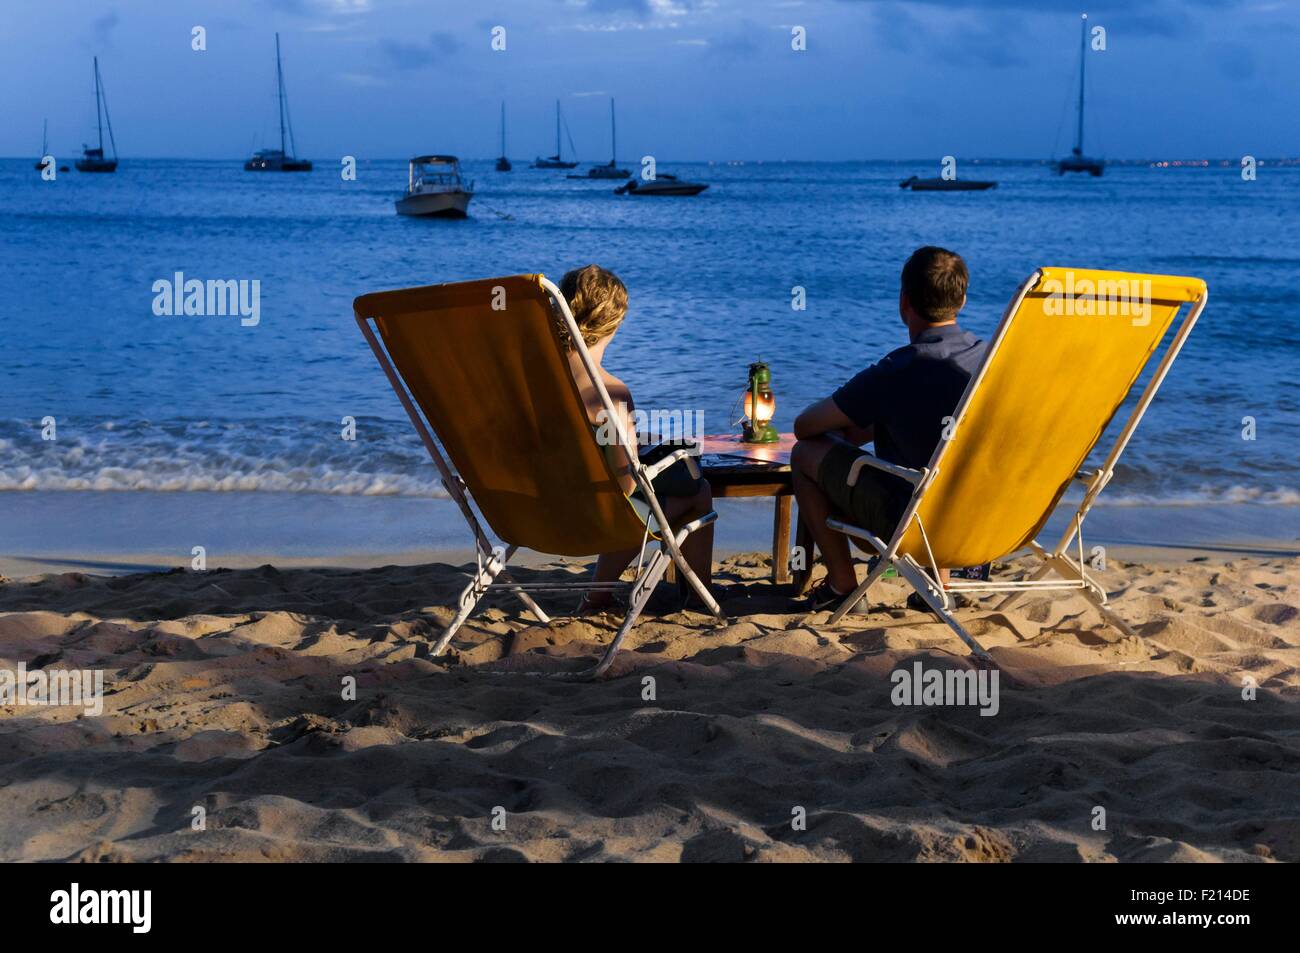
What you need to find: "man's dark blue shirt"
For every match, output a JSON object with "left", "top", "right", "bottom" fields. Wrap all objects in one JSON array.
[{"left": 831, "top": 323, "right": 986, "bottom": 472}]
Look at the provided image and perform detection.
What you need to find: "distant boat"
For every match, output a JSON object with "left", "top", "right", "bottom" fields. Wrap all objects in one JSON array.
[
  {"left": 614, "top": 173, "right": 707, "bottom": 196},
  {"left": 35, "top": 119, "right": 49, "bottom": 171},
  {"left": 1056, "top": 14, "right": 1104, "bottom": 177},
  {"left": 569, "top": 99, "right": 629, "bottom": 180},
  {"left": 495, "top": 101, "right": 511, "bottom": 172},
  {"left": 244, "top": 34, "right": 312, "bottom": 172},
  {"left": 75, "top": 58, "right": 118, "bottom": 173},
  {"left": 533, "top": 100, "right": 578, "bottom": 169},
  {"left": 900, "top": 176, "right": 996, "bottom": 192},
  {"left": 395, "top": 156, "right": 474, "bottom": 217}
]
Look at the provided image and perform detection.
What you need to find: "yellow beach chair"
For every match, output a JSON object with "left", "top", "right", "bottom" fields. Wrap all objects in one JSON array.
[
  {"left": 354, "top": 274, "right": 723, "bottom": 676},
  {"left": 821, "top": 268, "right": 1208, "bottom": 658}
]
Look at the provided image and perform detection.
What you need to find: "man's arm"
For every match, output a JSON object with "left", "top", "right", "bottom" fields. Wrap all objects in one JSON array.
[{"left": 793, "top": 397, "right": 874, "bottom": 445}]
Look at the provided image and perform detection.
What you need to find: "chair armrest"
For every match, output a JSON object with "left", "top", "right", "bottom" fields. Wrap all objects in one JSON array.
[
  {"left": 642, "top": 446, "right": 701, "bottom": 482},
  {"left": 846, "top": 453, "right": 924, "bottom": 488}
]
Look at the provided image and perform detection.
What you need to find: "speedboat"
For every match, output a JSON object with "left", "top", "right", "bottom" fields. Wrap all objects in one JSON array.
[
  {"left": 899, "top": 176, "right": 996, "bottom": 191},
  {"left": 614, "top": 174, "right": 707, "bottom": 196},
  {"left": 395, "top": 156, "right": 474, "bottom": 217}
]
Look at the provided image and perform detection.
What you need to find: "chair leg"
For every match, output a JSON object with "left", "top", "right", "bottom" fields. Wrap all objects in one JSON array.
[
  {"left": 501, "top": 575, "right": 551, "bottom": 625},
  {"left": 670, "top": 516, "right": 724, "bottom": 620},
  {"left": 826, "top": 554, "right": 891, "bottom": 623},
  {"left": 588, "top": 548, "right": 671, "bottom": 678},
  {"left": 893, "top": 557, "right": 992, "bottom": 660},
  {"left": 994, "top": 563, "right": 1052, "bottom": 613},
  {"left": 1039, "top": 551, "right": 1138, "bottom": 639},
  {"left": 431, "top": 547, "right": 511, "bottom": 656}
]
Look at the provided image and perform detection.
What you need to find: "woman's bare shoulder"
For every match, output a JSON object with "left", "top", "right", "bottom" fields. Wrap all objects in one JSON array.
[{"left": 602, "top": 372, "right": 634, "bottom": 408}]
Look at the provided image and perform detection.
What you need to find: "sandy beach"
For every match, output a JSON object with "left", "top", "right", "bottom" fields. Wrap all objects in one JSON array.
[{"left": 1, "top": 545, "right": 1296, "bottom": 863}]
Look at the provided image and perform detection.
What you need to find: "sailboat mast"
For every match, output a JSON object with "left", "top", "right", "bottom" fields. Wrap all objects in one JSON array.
[
  {"left": 610, "top": 98, "right": 616, "bottom": 164},
  {"left": 276, "top": 33, "right": 287, "bottom": 156},
  {"left": 94, "top": 57, "right": 104, "bottom": 152},
  {"left": 555, "top": 99, "right": 561, "bottom": 158},
  {"left": 1075, "top": 15, "right": 1087, "bottom": 155},
  {"left": 501, "top": 101, "right": 506, "bottom": 155}
]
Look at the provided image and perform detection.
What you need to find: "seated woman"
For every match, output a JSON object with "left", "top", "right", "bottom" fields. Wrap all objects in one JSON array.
[{"left": 555, "top": 264, "right": 714, "bottom": 611}]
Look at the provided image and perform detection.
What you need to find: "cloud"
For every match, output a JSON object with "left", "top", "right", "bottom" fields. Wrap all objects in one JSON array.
[
  {"left": 585, "top": 0, "right": 652, "bottom": 15},
  {"left": 837, "top": 0, "right": 1276, "bottom": 39},
  {"left": 1211, "top": 41, "right": 1257, "bottom": 79},
  {"left": 864, "top": 3, "right": 1025, "bottom": 67},
  {"left": 338, "top": 72, "right": 386, "bottom": 87},
  {"left": 700, "top": 21, "right": 767, "bottom": 58},
  {"left": 90, "top": 11, "right": 119, "bottom": 49},
  {"left": 267, "top": 0, "right": 371, "bottom": 14},
  {"left": 377, "top": 32, "right": 462, "bottom": 71}
]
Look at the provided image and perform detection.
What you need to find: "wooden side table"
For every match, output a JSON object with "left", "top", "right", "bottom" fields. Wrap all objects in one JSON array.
[{"left": 693, "top": 434, "right": 814, "bottom": 589}]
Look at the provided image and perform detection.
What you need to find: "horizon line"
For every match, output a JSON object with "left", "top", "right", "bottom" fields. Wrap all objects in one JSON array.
[{"left": 8, "top": 155, "right": 1299, "bottom": 165}]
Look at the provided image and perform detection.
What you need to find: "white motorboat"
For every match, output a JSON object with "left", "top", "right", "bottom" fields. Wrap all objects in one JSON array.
[{"left": 395, "top": 156, "right": 474, "bottom": 217}]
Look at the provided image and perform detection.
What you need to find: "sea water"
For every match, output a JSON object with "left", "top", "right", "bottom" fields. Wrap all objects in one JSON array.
[{"left": 2, "top": 158, "right": 1297, "bottom": 556}]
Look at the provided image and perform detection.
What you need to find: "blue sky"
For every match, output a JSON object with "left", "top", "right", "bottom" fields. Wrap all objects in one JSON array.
[{"left": 5, "top": 0, "right": 1298, "bottom": 161}]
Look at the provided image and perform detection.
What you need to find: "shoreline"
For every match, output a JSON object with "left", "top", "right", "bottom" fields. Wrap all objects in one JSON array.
[{"left": 0, "top": 490, "right": 1296, "bottom": 579}]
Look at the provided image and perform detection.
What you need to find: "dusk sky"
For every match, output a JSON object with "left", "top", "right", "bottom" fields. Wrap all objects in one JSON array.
[{"left": 5, "top": 0, "right": 1299, "bottom": 162}]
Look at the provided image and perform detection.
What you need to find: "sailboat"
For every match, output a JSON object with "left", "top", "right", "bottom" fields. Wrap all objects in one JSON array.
[
  {"left": 495, "top": 101, "right": 512, "bottom": 172},
  {"left": 533, "top": 100, "right": 578, "bottom": 169},
  {"left": 244, "top": 33, "right": 312, "bottom": 172},
  {"left": 570, "top": 98, "right": 630, "bottom": 180},
  {"left": 35, "top": 120, "right": 49, "bottom": 171},
  {"left": 1056, "top": 14, "right": 1104, "bottom": 176},
  {"left": 75, "top": 58, "right": 118, "bottom": 173}
]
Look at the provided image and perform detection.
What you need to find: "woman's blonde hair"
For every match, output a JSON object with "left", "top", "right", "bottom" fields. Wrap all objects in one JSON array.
[{"left": 557, "top": 265, "right": 628, "bottom": 351}]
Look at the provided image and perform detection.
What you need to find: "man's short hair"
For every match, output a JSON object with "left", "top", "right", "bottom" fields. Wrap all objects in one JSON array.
[
  {"left": 901, "top": 246, "right": 968, "bottom": 323},
  {"left": 557, "top": 264, "right": 629, "bottom": 351}
]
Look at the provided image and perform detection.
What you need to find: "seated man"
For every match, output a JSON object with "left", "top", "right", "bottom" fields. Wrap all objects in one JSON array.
[{"left": 791, "top": 246, "right": 986, "bottom": 612}]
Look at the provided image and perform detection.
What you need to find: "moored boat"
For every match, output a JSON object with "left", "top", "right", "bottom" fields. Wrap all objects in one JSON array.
[
  {"left": 496, "top": 101, "right": 512, "bottom": 172},
  {"left": 395, "top": 156, "right": 474, "bottom": 217},
  {"left": 568, "top": 99, "right": 629, "bottom": 179},
  {"left": 244, "top": 34, "right": 312, "bottom": 173},
  {"left": 533, "top": 100, "right": 578, "bottom": 169},
  {"left": 1055, "top": 14, "right": 1104, "bottom": 176},
  {"left": 35, "top": 120, "right": 50, "bottom": 171},
  {"left": 614, "top": 173, "right": 707, "bottom": 196},
  {"left": 75, "top": 58, "right": 118, "bottom": 173},
  {"left": 899, "top": 176, "right": 996, "bottom": 191}
]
